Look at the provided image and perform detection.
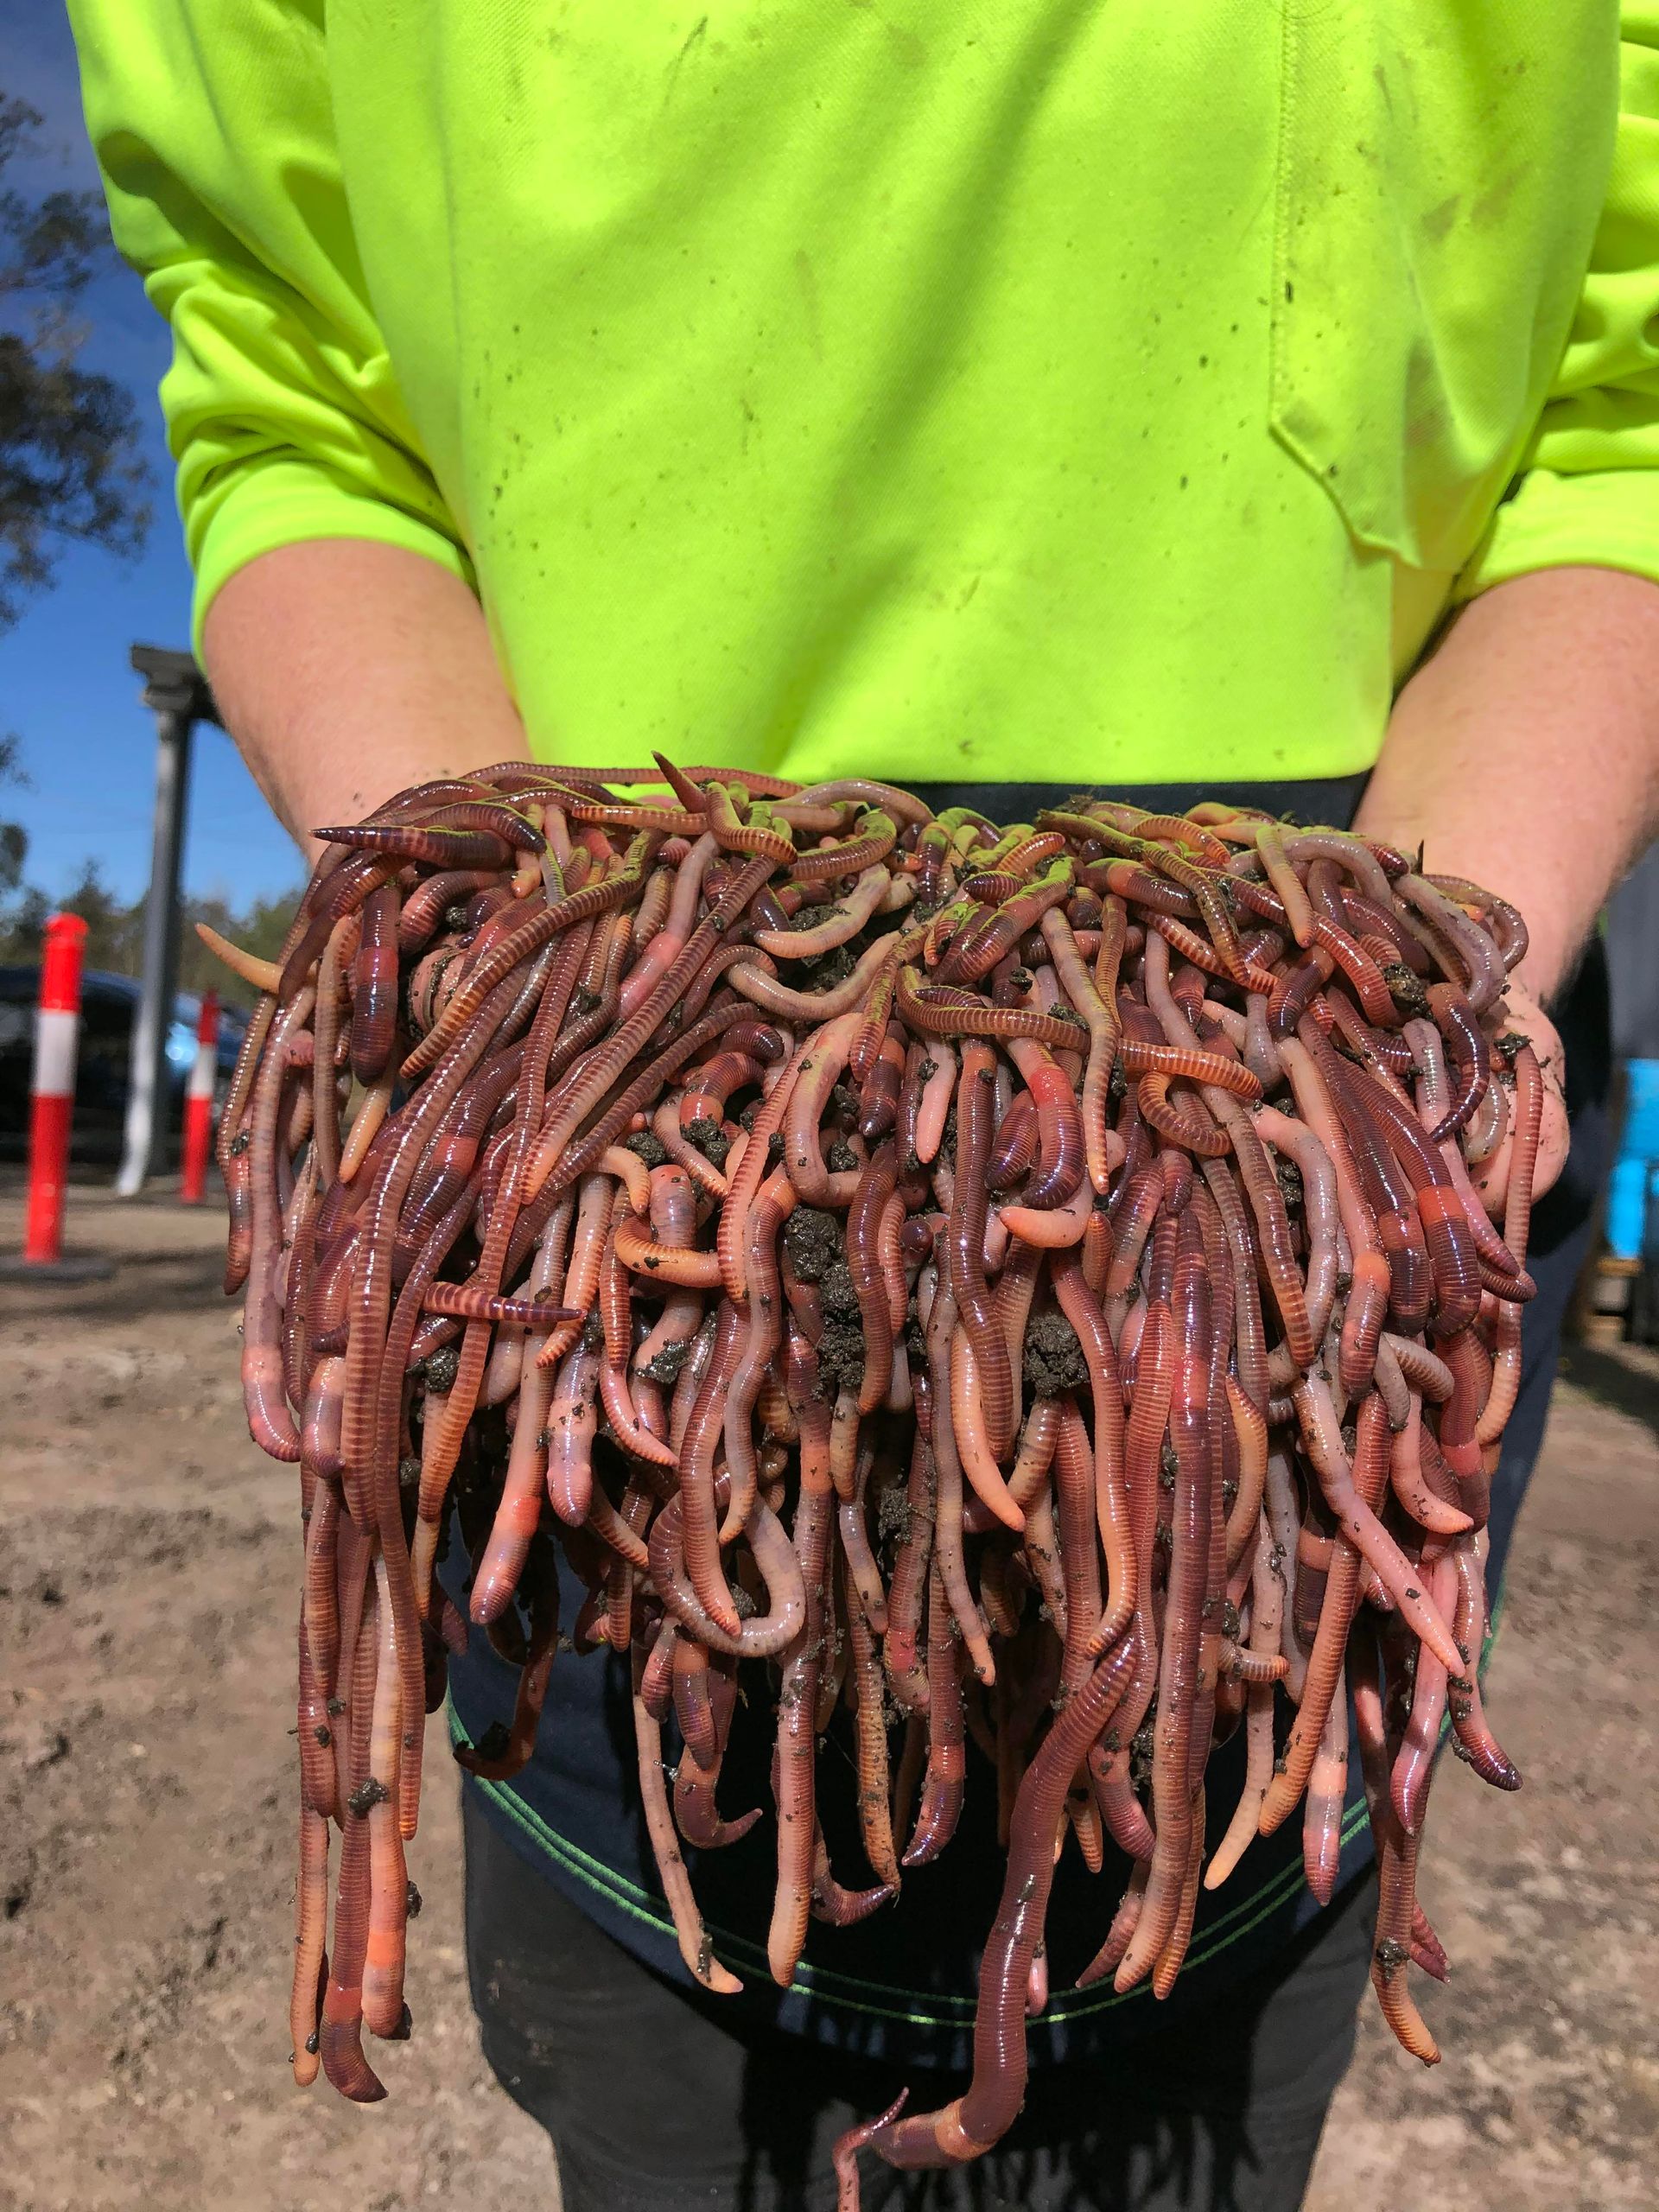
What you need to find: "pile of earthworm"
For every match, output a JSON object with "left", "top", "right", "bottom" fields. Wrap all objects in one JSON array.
[{"left": 207, "top": 758, "right": 1541, "bottom": 2203}]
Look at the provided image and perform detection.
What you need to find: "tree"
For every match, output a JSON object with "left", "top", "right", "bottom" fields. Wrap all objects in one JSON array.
[
  {"left": 0, "top": 731, "right": 25, "bottom": 895},
  {"left": 0, "top": 92, "right": 149, "bottom": 629}
]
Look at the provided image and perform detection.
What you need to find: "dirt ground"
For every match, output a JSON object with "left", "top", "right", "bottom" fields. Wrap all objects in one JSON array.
[{"left": 1, "top": 1178, "right": 1655, "bottom": 2212}]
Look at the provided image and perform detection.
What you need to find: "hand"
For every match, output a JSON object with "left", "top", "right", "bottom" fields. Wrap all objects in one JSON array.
[{"left": 1465, "top": 973, "right": 1569, "bottom": 1220}]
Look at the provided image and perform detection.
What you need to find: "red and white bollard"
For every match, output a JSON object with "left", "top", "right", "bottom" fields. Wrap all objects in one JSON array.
[
  {"left": 22, "top": 912, "right": 89, "bottom": 1266},
  {"left": 179, "top": 989, "right": 219, "bottom": 1205}
]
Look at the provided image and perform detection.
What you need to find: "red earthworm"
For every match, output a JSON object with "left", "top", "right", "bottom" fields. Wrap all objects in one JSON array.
[
  {"left": 855, "top": 1023, "right": 906, "bottom": 1137},
  {"left": 542, "top": 1341, "right": 601, "bottom": 1529},
  {"left": 361, "top": 1554, "right": 410, "bottom": 2039},
  {"left": 753, "top": 865, "right": 888, "bottom": 959},
  {"left": 1006, "top": 1035, "right": 1087, "bottom": 1207},
  {"left": 849, "top": 1143, "right": 900, "bottom": 1413},
  {"left": 612, "top": 1210, "right": 724, "bottom": 1287},
  {"left": 616, "top": 832, "right": 712, "bottom": 1017},
  {"left": 1122, "top": 1037, "right": 1262, "bottom": 1098},
  {"left": 782, "top": 1009, "right": 866, "bottom": 1206},
  {"left": 839, "top": 1476, "right": 889, "bottom": 1635},
  {"left": 996, "top": 1163, "right": 1096, "bottom": 1248},
  {"left": 1391, "top": 1548, "right": 1460, "bottom": 1835},
  {"left": 1087, "top": 857, "right": 1200, "bottom": 919},
  {"left": 896, "top": 966, "right": 1089, "bottom": 1052},
  {"left": 904, "top": 1562, "right": 969, "bottom": 1867},
  {"left": 349, "top": 881, "right": 401, "bottom": 1085},
  {"left": 932, "top": 861, "right": 1073, "bottom": 987},
  {"left": 1114, "top": 1215, "right": 1209, "bottom": 1992},
  {"left": 1404, "top": 1019, "right": 1520, "bottom": 1279},
  {"left": 987, "top": 1088, "right": 1038, "bottom": 1188},
  {"left": 947, "top": 1044, "right": 1014, "bottom": 1446},
  {"left": 1254, "top": 820, "right": 1317, "bottom": 945},
  {"left": 319, "top": 1580, "right": 385, "bottom": 2101},
  {"left": 1302, "top": 1668, "right": 1348, "bottom": 1906},
  {"left": 507, "top": 1007, "right": 753, "bottom": 1281},
  {"left": 713, "top": 1029, "right": 815, "bottom": 1302},
  {"left": 678, "top": 1049, "right": 765, "bottom": 1125},
  {"left": 1420, "top": 982, "right": 1490, "bottom": 1140},
  {"left": 1389, "top": 1395, "right": 1474, "bottom": 1535},
  {"left": 1330, "top": 1058, "right": 1479, "bottom": 1335},
  {"left": 1253, "top": 1103, "right": 1340, "bottom": 1351},
  {"left": 882, "top": 1433, "right": 935, "bottom": 1714},
  {"left": 1232, "top": 876, "right": 1400, "bottom": 1027},
  {"left": 1355, "top": 1655, "right": 1441, "bottom": 2063},
  {"left": 791, "top": 805, "right": 899, "bottom": 881},
  {"left": 847, "top": 1630, "right": 1138, "bottom": 2195},
  {"left": 1206, "top": 1517, "right": 1287, "bottom": 1888},
  {"left": 1038, "top": 906, "right": 1121, "bottom": 1192},
  {"left": 421, "top": 1281, "right": 577, "bottom": 1328},
  {"left": 673, "top": 1659, "right": 762, "bottom": 1848},
  {"left": 1447, "top": 1539, "right": 1522, "bottom": 1789},
  {"left": 1394, "top": 872, "right": 1505, "bottom": 1013},
  {"left": 1322, "top": 990, "right": 1415, "bottom": 1077},
  {"left": 1105, "top": 1163, "right": 1162, "bottom": 1297},
  {"left": 769, "top": 1478, "right": 835, "bottom": 1984},
  {"left": 406, "top": 831, "right": 654, "bottom": 1083},
  {"left": 1425, "top": 873, "right": 1529, "bottom": 973},
  {"left": 470, "top": 1354, "right": 557, "bottom": 1622},
  {"left": 950, "top": 1330, "right": 1025, "bottom": 1531},
  {"left": 1462, "top": 1064, "right": 1508, "bottom": 1164},
  {"left": 1050, "top": 1254, "right": 1135, "bottom": 1642},
  {"left": 1270, "top": 830, "right": 1395, "bottom": 908},
  {"left": 784, "top": 774, "right": 931, "bottom": 823},
  {"left": 671, "top": 1632, "right": 720, "bottom": 1770},
  {"left": 631, "top": 1643, "right": 743, "bottom": 1996},
  {"left": 651, "top": 1100, "right": 729, "bottom": 1198},
  {"left": 725, "top": 938, "right": 883, "bottom": 1026},
  {"left": 724, "top": 1170, "right": 799, "bottom": 1537},
  {"left": 395, "top": 868, "right": 509, "bottom": 953},
  {"left": 242, "top": 987, "right": 316, "bottom": 1461},
  {"left": 457, "top": 1580, "right": 562, "bottom": 1783},
  {"left": 831, "top": 1583, "right": 898, "bottom": 1908},
  {"left": 321, "top": 818, "right": 518, "bottom": 872},
  {"left": 648, "top": 1491, "right": 808, "bottom": 1659},
  {"left": 289, "top": 1801, "right": 331, "bottom": 2084},
  {"left": 1293, "top": 1376, "right": 1461, "bottom": 1669},
  {"left": 309, "top": 923, "right": 348, "bottom": 1191},
  {"left": 911, "top": 1039, "right": 957, "bottom": 1165},
  {"left": 1053, "top": 1400, "right": 1105, "bottom": 1702},
  {"left": 279, "top": 854, "right": 403, "bottom": 1003},
  {"left": 922, "top": 1268, "right": 995, "bottom": 1682},
  {"left": 673, "top": 1303, "right": 747, "bottom": 1636},
  {"left": 810, "top": 1833, "right": 894, "bottom": 1926}
]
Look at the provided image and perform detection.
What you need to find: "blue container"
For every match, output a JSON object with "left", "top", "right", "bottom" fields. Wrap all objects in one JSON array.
[
  {"left": 1607, "top": 1155, "right": 1659, "bottom": 1262},
  {"left": 1621, "top": 1058, "right": 1659, "bottom": 1162}
]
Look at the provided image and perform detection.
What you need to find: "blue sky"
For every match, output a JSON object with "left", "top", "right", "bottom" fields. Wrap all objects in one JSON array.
[{"left": 0, "top": 4, "right": 303, "bottom": 910}]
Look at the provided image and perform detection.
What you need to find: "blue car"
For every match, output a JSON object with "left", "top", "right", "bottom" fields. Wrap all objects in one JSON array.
[{"left": 0, "top": 966, "right": 249, "bottom": 1165}]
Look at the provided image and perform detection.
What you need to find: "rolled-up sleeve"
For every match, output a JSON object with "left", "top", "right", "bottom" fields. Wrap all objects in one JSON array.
[
  {"left": 68, "top": 0, "right": 470, "bottom": 653},
  {"left": 1457, "top": 5, "right": 1659, "bottom": 598}
]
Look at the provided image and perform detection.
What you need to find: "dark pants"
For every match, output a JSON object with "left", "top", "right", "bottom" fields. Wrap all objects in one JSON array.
[{"left": 464, "top": 1788, "right": 1376, "bottom": 2212}]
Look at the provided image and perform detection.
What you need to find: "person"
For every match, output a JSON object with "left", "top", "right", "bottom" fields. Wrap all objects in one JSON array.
[{"left": 67, "top": 7, "right": 1659, "bottom": 2208}]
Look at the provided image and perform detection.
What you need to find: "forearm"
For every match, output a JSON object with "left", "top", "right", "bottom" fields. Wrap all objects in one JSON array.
[
  {"left": 1357, "top": 567, "right": 1659, "bottom": 1005},
  {"left": 201, "top": 539, "right": 530, "bottom": 863}
]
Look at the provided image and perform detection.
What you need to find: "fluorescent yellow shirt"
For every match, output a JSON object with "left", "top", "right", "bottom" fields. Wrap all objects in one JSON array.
[{"left": 69, "top": 2, "right": 1659, "bottom": 790}]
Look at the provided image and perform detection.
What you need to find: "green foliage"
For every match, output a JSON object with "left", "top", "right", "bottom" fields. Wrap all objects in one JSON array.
[
  {"left": 0, "top": 92, "right": 150, "bottom": 628},
  {"left": 0, "top": 839, "right": 301, "bottom": 1018}
]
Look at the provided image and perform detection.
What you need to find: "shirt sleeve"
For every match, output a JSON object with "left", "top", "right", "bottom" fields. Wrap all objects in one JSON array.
[
  {"left": 1456, "top": 6, "right": 1659, "bottom": 600},
  {"left": 67, "top": 0, "right": 472, "bottom": 655}
]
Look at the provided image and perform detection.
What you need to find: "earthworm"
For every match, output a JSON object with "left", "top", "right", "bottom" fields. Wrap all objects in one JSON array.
[
  {"left": 219, "top": 762, "right": 1533, "bottom": 2183},
  {"left": 632, "top": 1643, "right": 743, "bottom": 1995}
]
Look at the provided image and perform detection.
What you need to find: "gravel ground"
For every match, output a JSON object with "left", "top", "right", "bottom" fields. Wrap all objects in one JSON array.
[{"left": 2, "top": 1179, "right": 1654, "bottom": 2212}]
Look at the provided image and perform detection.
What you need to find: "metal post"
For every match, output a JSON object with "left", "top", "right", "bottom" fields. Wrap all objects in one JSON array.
[{"left": 116, "top": 703, "right": 194, "bottom": 1196}]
